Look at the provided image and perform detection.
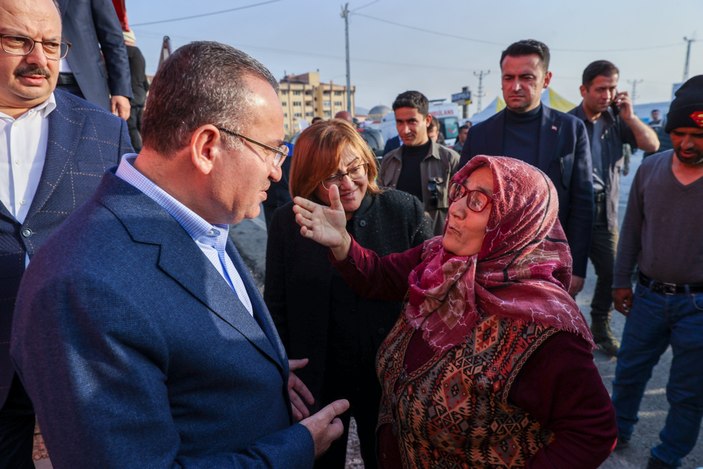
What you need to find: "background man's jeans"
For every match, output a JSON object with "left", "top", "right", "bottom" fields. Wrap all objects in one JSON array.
[{"left": 612, "top": 283, "right": 703, "bottom": 467}]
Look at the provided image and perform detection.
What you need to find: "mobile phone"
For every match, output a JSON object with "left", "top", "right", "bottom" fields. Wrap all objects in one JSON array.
[{"left": 610, "top": 92, "right": 620, "bottom": 116}]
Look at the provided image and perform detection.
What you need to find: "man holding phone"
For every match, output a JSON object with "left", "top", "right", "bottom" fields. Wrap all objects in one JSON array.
[{"left": 569, "top": 60, "right": 659, "bottom": 356}]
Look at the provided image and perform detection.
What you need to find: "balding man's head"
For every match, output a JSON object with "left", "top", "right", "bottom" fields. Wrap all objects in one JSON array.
[{"left": 334, "top": 110, "right": 353, "bottom": 123}]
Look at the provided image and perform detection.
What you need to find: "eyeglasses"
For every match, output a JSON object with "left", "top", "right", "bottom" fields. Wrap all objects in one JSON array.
[
  {"left": 0, "top": 35, "right": 71, "bottom": 61},
  {"left": 448, "top": 182, "right": 493, "bottom": 213},
  {"left": 321, "top": 162, "right": 368, "bottom": 190},
  {"left": 216, "top": 126, "right": 289, "bottom": 168}
]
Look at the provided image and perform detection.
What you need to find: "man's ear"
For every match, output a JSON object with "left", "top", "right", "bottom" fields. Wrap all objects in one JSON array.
[
  {"left": 579, "top": 84, "right": 587, "bottom": 98},
  {"left": 189, "top": 125, "right": 221, "bottom": 175},
  {"left": 543, "top": 70, "right": 553, "bottom": 89},
  {"left": 424, "top": 113, "right": 433, "bottom": 127}
]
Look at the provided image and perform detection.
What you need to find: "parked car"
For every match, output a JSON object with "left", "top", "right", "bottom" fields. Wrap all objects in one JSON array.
[{"left": 358, "top": 127, "right": 385, "bottom": 160}]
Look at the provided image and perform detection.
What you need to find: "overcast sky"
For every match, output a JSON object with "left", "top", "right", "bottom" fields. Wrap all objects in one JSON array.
[{"left": 127, "top": 0, "right": 702, "bottom": 112}]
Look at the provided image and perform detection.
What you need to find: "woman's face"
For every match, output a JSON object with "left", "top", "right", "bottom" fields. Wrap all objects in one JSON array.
[
  {"left": 314, "top": 149, "right": 369, "bottom": 217},
  {"left": 443, "top": 166, "right": 494, "bottom": 256}
]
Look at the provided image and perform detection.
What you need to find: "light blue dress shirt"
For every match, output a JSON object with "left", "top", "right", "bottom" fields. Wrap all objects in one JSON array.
[{"left": 115, "top": 153, "right": 253, "bottom": 315}]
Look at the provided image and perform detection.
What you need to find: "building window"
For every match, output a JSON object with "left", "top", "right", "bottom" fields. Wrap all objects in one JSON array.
[
  {"left": 305, "top": 101, "right": 313, "bottom": 107},
  {"left": 334, "top": 101, "right": 343, "bottom": 106},
  {"left": 293, "top": 90, "right": 302, "bottom": 96},
  {"left": 305, "top": 112, "right": 313, "bottom": 117},
  {"left": 293, "top": 101, "right": 302, "bottom": 107},
  {"left": 294, "top": 112, "right": 302, "bottom": 118}
]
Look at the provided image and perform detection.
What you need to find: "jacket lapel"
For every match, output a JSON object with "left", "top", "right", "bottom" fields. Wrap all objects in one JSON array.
[
  {"left": 487, "top": 111, "right": 507, "bottom": 154},
  {"left": 100, "top": 174, "right": 284, "bottom": 369},
  {"left": 538, "top": 106, "right": 560, "bottom": 171},
  {"left": 27, "top": 93, "right": 87, "bottom": 217},
  {"left": 227, "top": 241, "right": 288, "bottom": 367}
]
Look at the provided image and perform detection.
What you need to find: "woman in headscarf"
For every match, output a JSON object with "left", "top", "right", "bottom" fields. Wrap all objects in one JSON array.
[
  {"left": 292, "top": 155, "right": 616, "bottom": 468},
  {"left": 265, "top": 119, "right": 433, "bottom": 469}
]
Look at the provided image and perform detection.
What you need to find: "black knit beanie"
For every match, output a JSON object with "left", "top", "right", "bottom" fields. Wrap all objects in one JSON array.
[{"left": 666, "top": 75, "right": 703, "bottom": 132}]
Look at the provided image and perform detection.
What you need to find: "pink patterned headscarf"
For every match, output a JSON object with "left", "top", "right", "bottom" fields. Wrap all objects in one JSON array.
[{"left": 405, "top": 155, "right": 594, "bottom": 352}]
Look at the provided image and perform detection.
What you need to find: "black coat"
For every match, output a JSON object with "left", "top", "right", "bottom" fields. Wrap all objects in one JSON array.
[{"left": 264, "top": 190, "right": 432, "bottom": 404}]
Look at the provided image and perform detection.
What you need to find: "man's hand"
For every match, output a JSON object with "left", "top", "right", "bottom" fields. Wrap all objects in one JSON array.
[
  {"left": 288, "top": 358, "right": 315, "bottom": 421},
  {"left": 300, "top": 399, "right": 350, "bottom": 458},
  {"left": 612, "top": 91, "right": 634, "bottom": 121},
  {"left": 569, "top": 275, "right": 585, "bottom": 297},
  {"left": 613, "top": 288, "right": 633, "bottom": 315},
  {"left": 293, "top": 185, "right": 351, "bottom": 260},
  {"left": 111, "top": 95, "right": 131, "bottom": 120}
]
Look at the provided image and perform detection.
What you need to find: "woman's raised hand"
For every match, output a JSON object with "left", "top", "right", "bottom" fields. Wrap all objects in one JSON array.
[{"left": 293, "top": 185, "right": 351, "bottom": 260}]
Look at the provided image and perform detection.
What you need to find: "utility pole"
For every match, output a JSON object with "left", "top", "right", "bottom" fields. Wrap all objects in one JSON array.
[
  {"left": 627, "top": 79, "right": 643, "bottom": 104},
  {"left": 683, "top": 36, "right": 696, "bottom": 81},
  {"left": 341, "top": 3, "right": 352, "bottom": 115},
  {"left": 473, "top": 70, "right": 490, "bottom": 113}
]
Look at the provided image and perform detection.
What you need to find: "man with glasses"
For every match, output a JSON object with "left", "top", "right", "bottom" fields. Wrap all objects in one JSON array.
[
  {"left": 0, "top": 0, "right": 131, "bottom": 466},
  {"left": 380, "top": 90, "right": 460, "bottom": 235},
  {"left": 10, "top": 40, "right": 348, "bottom": 467}
]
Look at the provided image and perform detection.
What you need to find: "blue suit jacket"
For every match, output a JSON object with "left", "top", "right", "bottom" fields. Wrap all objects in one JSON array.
[
  {"left": 58, "top": 0, "right": 133, "bottom": 110},
  {"left": 10, "top": 172, "right": 314, "bottom": 468},
  {"left": 0, "top": 90, "right": 131, "bottom": 406},
  {"left": 460, "top": 105, "right": 594, "bottom": 277}
]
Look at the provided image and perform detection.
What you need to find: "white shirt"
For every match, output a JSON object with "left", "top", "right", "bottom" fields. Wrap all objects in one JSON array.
[{"left": 0, "top": 93, "right": 57, "bottom": 224}]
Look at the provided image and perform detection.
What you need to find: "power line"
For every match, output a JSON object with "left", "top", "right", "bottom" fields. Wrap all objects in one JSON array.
[
  {"left": 130, "top": 0, "right": 281, "bottom": 27},
  {"left": 352, "top": 12, "right": 504, "bottom": 46},
  {"left": 351, "top": 12, "right": 683, "bottom": 53}
]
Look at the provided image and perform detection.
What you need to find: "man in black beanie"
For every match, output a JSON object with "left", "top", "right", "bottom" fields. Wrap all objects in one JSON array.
[{"left": 611, "top": 74, "right": 703, "bottom": 469}]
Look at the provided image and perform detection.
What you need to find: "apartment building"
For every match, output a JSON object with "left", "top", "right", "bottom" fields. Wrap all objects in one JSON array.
[{"left": 278, "top": 71, "right": 355, "bottom": 136}]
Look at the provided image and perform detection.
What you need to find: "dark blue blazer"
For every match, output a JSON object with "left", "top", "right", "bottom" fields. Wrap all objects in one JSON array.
[
  {"left": 11, "top": 172, "right": 314, "bottom": 467},
  {"left": 0, "top": 90, "right": 131, "bottom": 406},
  {"left": 460, "top": 105, "right": 594, "bottom": 277},
  {"left": 58, "top": 0, "right": 133, "bottom": 110}
]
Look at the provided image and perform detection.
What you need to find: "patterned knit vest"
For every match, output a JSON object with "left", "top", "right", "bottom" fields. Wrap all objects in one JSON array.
[{"left": 376, "top": 313, "right": 556, "bottom": 468}]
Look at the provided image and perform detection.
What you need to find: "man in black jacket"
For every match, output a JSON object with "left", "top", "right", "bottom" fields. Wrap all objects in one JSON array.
[{"left": 460, "top": 39, "right": 593, "bottom": 297}]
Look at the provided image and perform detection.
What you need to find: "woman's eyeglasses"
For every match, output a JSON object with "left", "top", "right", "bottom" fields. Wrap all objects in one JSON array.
[
  {"left": 321, "top": 163, "right": 367, "bottom": 190},
  {"left": 448, "top": 182, "right": 493, "bottom": 213}
]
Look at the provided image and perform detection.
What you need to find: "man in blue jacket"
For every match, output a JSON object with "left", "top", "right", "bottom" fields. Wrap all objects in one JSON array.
[
  {"left": 460, "top": 39, "right": 593, "bottom": 297},
  {"left": 0, "top": 0, "right": 132, "bottom": 465},
  {"left": 56, "top": 0, "right": 132, "bottom": 119},
  {"left": 11, "top": 40, "right": 348, "bottom": 468}
]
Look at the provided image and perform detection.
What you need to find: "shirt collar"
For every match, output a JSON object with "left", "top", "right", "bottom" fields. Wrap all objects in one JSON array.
[
  {"left": 115, "top": 154, "right": 229, "bottom": 244},
  {"left": 0, "top": 93, "right": 57, "bottom": 120}
]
